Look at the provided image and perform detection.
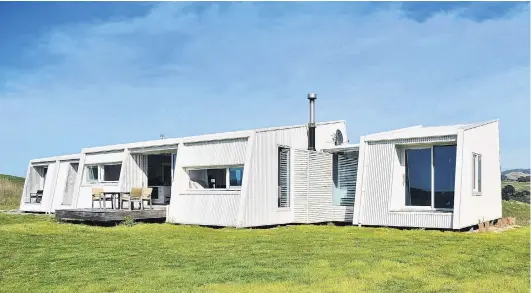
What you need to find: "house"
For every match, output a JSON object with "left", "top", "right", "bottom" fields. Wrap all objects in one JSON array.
[
  {"left": 19, "top": 94, "right": 502, "bottom": 229},
  {"left": 351, "top": 120, "right": 502, "bottom": 229}
]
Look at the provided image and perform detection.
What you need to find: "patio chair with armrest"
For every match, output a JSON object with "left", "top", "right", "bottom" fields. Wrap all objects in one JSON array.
[
  {"left": 29, "top": 190, "right": 43, "bottom": 203},
  {"left": 91, "top": 188, "right": 104, "bottom": 209},
  {"left": 121, "top": 188, "right": 143, "bottom": 210},
  {"left": 141, "top": 188, "right": 153, "bottom": 210}
]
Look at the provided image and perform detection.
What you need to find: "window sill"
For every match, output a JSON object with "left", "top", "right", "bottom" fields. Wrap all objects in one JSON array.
[
  {"left": 389, "top": 209, "right": 453, "bottom": 214},
  {"left": 276, "top": 207, "right": 291, "bottom": 212},
  {"left": 183, "top": 189, "right": 242, "bottom": 193},
  {"left": 82, "top": 182, "right": 119, "bottom": 187}
]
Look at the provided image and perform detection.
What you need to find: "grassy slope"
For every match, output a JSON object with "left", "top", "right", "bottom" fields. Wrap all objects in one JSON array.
[
  {"left": 503, "top": 200, "right": 530, "bottom": 225},
  {"left": 0, "top": 210, "right": 529, "bottom": 293},
  {"left": 502, "top": 181, "right": 530, "bottom": 192},
  {"left": 0, "top": 174, "right": 24, "bottom": 210}
]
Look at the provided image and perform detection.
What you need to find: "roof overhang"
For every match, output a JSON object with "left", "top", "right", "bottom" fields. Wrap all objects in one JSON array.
[{"left": 322, "top": 143, "right": 360, "bottom": 153}]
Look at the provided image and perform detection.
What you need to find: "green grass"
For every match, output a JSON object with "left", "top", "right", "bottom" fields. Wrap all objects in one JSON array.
[
  {"left": 502, "top": 180, "right": 530, "bottom": 192},
  {"left": 503, "top": 200, "right": 530, "bottom": 225},
  {"left": 0, "top": 210, "right": 529, "bottom": 293},
  {"left": 0, "top": 174, "right": 24, "bottom": 210}
]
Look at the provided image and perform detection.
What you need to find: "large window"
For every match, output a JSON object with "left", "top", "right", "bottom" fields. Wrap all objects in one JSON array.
[
  {"left": 473, "top": 153, "right": 482, "bottom": 194},
  {"left": 85, "top": 163, "right": 121, "bottom": 183},
  {"left": 278, "top": 147, "right": 290, "bottom": 208},
  {"left": 188, "top": 166, "right": 244, "bottom": 189},
  {"left": 405, "top": 145, "right": 456, "bottom": 210}
]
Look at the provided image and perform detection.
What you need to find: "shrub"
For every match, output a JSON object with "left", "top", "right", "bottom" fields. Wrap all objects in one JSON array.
[{"left": 502, "top": 185, "right": 516, "bottom": 200}]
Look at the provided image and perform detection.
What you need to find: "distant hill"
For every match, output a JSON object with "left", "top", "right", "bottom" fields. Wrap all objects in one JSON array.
[
  {"left": 502, "top": 169, "right": 530, "bottom": 176},
  {"left": 0, "top": 174, "right": 25, "bottom": 210}
]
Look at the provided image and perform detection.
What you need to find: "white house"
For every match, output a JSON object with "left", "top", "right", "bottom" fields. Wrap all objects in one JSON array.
[
  {"left": 351, "top": 120, "right": 502, "bottom": 230},
  {"left": 19, "top": 95, "right": 502, "bottom": 230}
]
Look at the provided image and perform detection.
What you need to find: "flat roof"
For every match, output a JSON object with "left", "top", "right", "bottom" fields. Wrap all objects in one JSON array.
[
  {"left": 82, "top": 120, "right": 346, "bottom": 154},
  {"left": 363, "top": 120, "right": 498, "bottom": 142}
]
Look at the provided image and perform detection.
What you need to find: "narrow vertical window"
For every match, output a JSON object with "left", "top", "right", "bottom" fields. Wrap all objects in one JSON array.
[
  {"left": 473, "top": 153, "right": 482, "bottom": 194},
  {"left": 278, "top": 147, "right": 290, "bottom": 208}
]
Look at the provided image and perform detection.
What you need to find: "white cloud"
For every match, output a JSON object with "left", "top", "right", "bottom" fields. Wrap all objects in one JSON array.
[{"left": 0, "top": 2, "right": 529, "bottom": 175}]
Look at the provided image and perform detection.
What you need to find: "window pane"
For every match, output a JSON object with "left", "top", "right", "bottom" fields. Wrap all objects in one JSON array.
[
  {"left": 434, "top": 145, "right": 456, "bottom": 209},
  {"left": 473, "top": 154, "right": 477, "bottom": 190},
  {"left": 87, "top": 166, "right": 98, "bottom": 182},
  {"left": 103, "top": 164, "right": 121, "bottom": 181},
  {"left": 229, "top": 167, "right": 244, "bottom": 187},
  {"left": 478, "top": 155, "right": 482, "bottom": 192},
  {"left": 189, "top": 169, "right": 208, "bottom": 189},
  {"left": 206, "top": 169, "right": 226, "bottom": 188},
  {"left": 405, "top": 148, "right": 432, "bottom": 206}
]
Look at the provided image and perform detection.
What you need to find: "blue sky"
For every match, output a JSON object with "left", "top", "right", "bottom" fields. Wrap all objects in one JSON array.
[{"left": 0, "top": 2, "right": 529, "bottom": 176}]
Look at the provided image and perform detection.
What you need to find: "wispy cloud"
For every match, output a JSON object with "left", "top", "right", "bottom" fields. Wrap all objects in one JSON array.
[{"left": 0, "top": 2, "right": 528, "bottom": 175}]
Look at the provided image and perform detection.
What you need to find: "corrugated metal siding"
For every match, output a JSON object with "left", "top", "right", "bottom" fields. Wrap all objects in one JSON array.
[
  {"left": 358, "top": 135, "right": 456, "bottom": 229},
  {"left": 49, "top": 162, "right": 70, "bottom": 211},
  {"left": 242, "top": 122, "right": 346, "bottom": 227},
  {"left": 292, "top": 149, "right": 336, "bottom": 223},
  {"left": 121, "top": 153, "right": 148, "bottom": 191},
  {"left": 179, "top": 138, "right": 248, "bottom": 167},
  {"left": 168, "top": 191, "right": 241, "bottom": 226},
  {"left": 84, "top": 151, "right": 124, "bottom": 165},
  {"left": 307, "top": 151, "right": 333, "bottom": 223},
  {"left": 293, "top": 150, "right": 309, "bottom": 222},
  {"left": 62, "top": 163, "right": 78, "bottom": 205}
]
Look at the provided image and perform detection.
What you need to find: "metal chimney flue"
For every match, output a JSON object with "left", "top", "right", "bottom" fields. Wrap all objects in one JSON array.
[{"left": 307, "top": 93, "right": 316, "bottom": 151}]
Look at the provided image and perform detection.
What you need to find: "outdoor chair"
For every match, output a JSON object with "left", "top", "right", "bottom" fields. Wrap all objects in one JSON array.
[
  {"left": 121, "top": 188, "right": 143, "bottom": 210},
  {"left": 141, "top": 188, "right": 153, "bottom": 210},
  {"left": 91, "top": 188, "right": 104, "bottom": 209},
  {"left": 29, "top": 190, "right": 43, "bottom": 203}
]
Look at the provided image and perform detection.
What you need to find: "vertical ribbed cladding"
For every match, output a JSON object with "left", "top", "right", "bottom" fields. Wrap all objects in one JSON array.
[{"left": 308, "top": 93, "right": 317, "bottom": 151}]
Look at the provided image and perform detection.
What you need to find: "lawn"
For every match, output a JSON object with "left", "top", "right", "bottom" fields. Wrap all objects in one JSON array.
[{"left": 0, "top": 211, "right": 529, "bottom": 293}]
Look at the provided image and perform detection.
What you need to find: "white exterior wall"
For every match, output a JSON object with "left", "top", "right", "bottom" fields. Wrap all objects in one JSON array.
[
  {"left": 178, "top": 138, "right": 247, "bottom": 167},
  {"left": 354, "top": 136, "right": 457, "bottom": 229},
  {"left": 454, "top": 122, "right": 502, "bottom": 228},
  {"left": 292, "top": 149, "right": 339, "bottom": 223},
  {"left": 167, "top": 138, "right": 249, "bottom": 226},
  {"left": 19, "top": 161, "right": 59, "bottom": 213},
  {"left": 74, "top": 151, "right": 125, "bottom": 208},
  {"left": 50, "top": 160, "right": 80, "bottom": 212},
  {"left": 240, "top": 121, "right": 347, "bottom": 227}
]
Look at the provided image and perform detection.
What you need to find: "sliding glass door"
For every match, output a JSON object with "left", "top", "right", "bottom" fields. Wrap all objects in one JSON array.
[{"left": 405, "top": 145, "right": 456, "bottom": 210}]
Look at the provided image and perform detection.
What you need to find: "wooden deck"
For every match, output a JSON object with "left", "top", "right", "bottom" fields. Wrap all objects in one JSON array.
[{"left": 55, "top": 207, "right": 166, "bottom": 223}]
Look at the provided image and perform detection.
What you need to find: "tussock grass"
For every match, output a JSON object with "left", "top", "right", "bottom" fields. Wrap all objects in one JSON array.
[
  {"left": 503, "top": 200, "right": 530, "bottom": 225},
  {"left": 0, "top": 174, "right": 24, "bottom": 210},
  {"left": 0, "top": 212, "right": 529, "bottom": 293}
]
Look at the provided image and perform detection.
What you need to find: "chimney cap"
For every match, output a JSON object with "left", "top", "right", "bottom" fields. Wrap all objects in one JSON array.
[{"left": 308, "top": 93, "right": 317, "bottom": 100}]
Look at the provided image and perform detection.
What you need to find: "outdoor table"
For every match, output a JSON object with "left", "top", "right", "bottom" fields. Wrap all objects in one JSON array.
[{"left": 102, "top": 191, "right": 130, "bottom": 209}]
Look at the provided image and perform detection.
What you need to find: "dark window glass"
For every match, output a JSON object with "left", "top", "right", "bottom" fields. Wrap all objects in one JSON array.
[
  {"left": 405, "top": 148, "right": 432, "bottom": 206},
  {"left": 434, "top": 145, "right": 456, "bottom": 209}
]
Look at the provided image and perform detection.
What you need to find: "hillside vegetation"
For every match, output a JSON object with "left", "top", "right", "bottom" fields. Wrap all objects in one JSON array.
[{"left": 0, "top": 174, "right": 24, "bottom": 210}]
